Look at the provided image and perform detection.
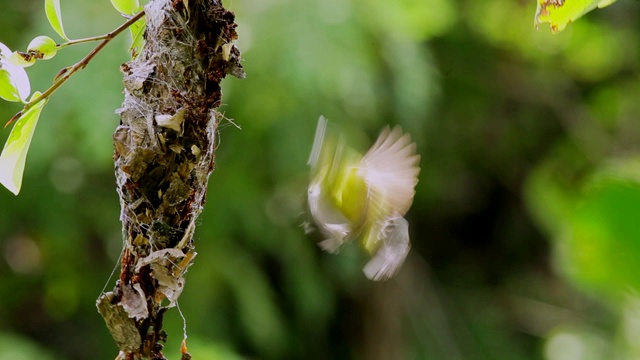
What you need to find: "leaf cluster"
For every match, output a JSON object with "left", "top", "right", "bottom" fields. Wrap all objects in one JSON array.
[{"left": 0, "top": 0, "right": 145, "bottom": 195}]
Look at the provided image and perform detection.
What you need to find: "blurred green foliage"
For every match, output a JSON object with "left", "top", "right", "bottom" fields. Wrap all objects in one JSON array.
[{"left": 1, "top": 0, "right": 640, "bottom": 359}]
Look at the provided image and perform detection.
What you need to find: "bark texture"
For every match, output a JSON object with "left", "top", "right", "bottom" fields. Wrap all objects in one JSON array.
[{"left": 97, "top": 0, "right": 243, "bottom": 358}]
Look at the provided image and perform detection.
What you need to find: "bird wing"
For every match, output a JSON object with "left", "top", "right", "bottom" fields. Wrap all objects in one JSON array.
[
  {"left": 308, "top": 116, "right": 328, "bottom": 169},
  {"left": 360, "top": 126, "right": 420, "bottom": 217},
  {"left": 307, "top": 181, "right": 351, "bottom": 253}
]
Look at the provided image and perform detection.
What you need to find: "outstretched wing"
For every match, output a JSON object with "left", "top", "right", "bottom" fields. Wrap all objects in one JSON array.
[
  {"left": 307, "top": 116, "right": 352, "bottom": 253},
  {"left": 360, "top": 126, "right": 420, "bottom": 217}
]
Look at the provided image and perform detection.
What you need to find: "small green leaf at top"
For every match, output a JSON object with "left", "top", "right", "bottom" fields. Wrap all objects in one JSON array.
[
  {"left": 0, "top": 92, "right": 48, "bottom": 195},
  {"left": 0, "top": 43, "right": 31, "bottom": 102},
  {"left": 45, "top": 0, "right": 69, "bottom": 40},
  {"left": 110, "top": 0, "right": 140, "bottom": 15},
  {"left": 535, "top": 0, "right": 618, "bottom": 33}
]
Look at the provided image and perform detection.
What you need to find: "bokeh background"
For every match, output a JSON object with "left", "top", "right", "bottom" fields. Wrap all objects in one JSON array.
[{"left": 2, "top": 0, "right": 640, "bottom": 359}]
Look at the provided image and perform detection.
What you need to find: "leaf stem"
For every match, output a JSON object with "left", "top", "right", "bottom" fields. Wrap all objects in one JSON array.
[
  {"left": 57, "top": 35, "right": 111, "bottom": 49},
  {"left": 4, "top": 10, "right": 146, "bottom": 128}
]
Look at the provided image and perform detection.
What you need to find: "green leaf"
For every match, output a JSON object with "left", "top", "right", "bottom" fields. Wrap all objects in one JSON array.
[
  {"left": 0, "top": 70, "right": 22, "bottom": 102},
  {"left": 108, "top": 0, "right": 145, "bottom": 56},
  {"left": 110, "top": 0, "right": 140, "bottom": 15},
  {"left": 0, "top": 43, "right": 30, "bottom": 102},
  {"left": 0, "top": 92, "right": 48, "bottom": 195},
  {"left": 27, "top": 36, "right": 58, "bottom": 60},
  {"left": 45, "top": 0, "right": 69, "bottom": 40},
  {"left": 129, "top": 18, "right": 146, "bottom": 58},
  {"left": 535, "top": 0, "right": 618, "bottom": 33}
]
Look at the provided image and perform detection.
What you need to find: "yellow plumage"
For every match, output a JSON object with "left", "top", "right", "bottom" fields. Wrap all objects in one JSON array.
[{"left": 307, "top": 116, "right": 420, "bottom": 280}]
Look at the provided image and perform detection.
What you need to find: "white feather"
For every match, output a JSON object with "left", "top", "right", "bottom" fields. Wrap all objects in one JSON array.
[
  {"left": 363, "top": 215, "right": 411, "bottom": 281},
  {"left": 360, "top": 126, "right": 420, "bottom": 216},
  {"left": 307, "top": 181, "right": 350, "bottom": 253},
  {"left": 307, "top": 116, "right": 328, "bottom": 169}
]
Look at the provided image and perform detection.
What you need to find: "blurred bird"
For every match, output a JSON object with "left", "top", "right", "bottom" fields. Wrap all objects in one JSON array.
[{"left": 307, "top": 116, "right": 420, "bottom": 280}]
